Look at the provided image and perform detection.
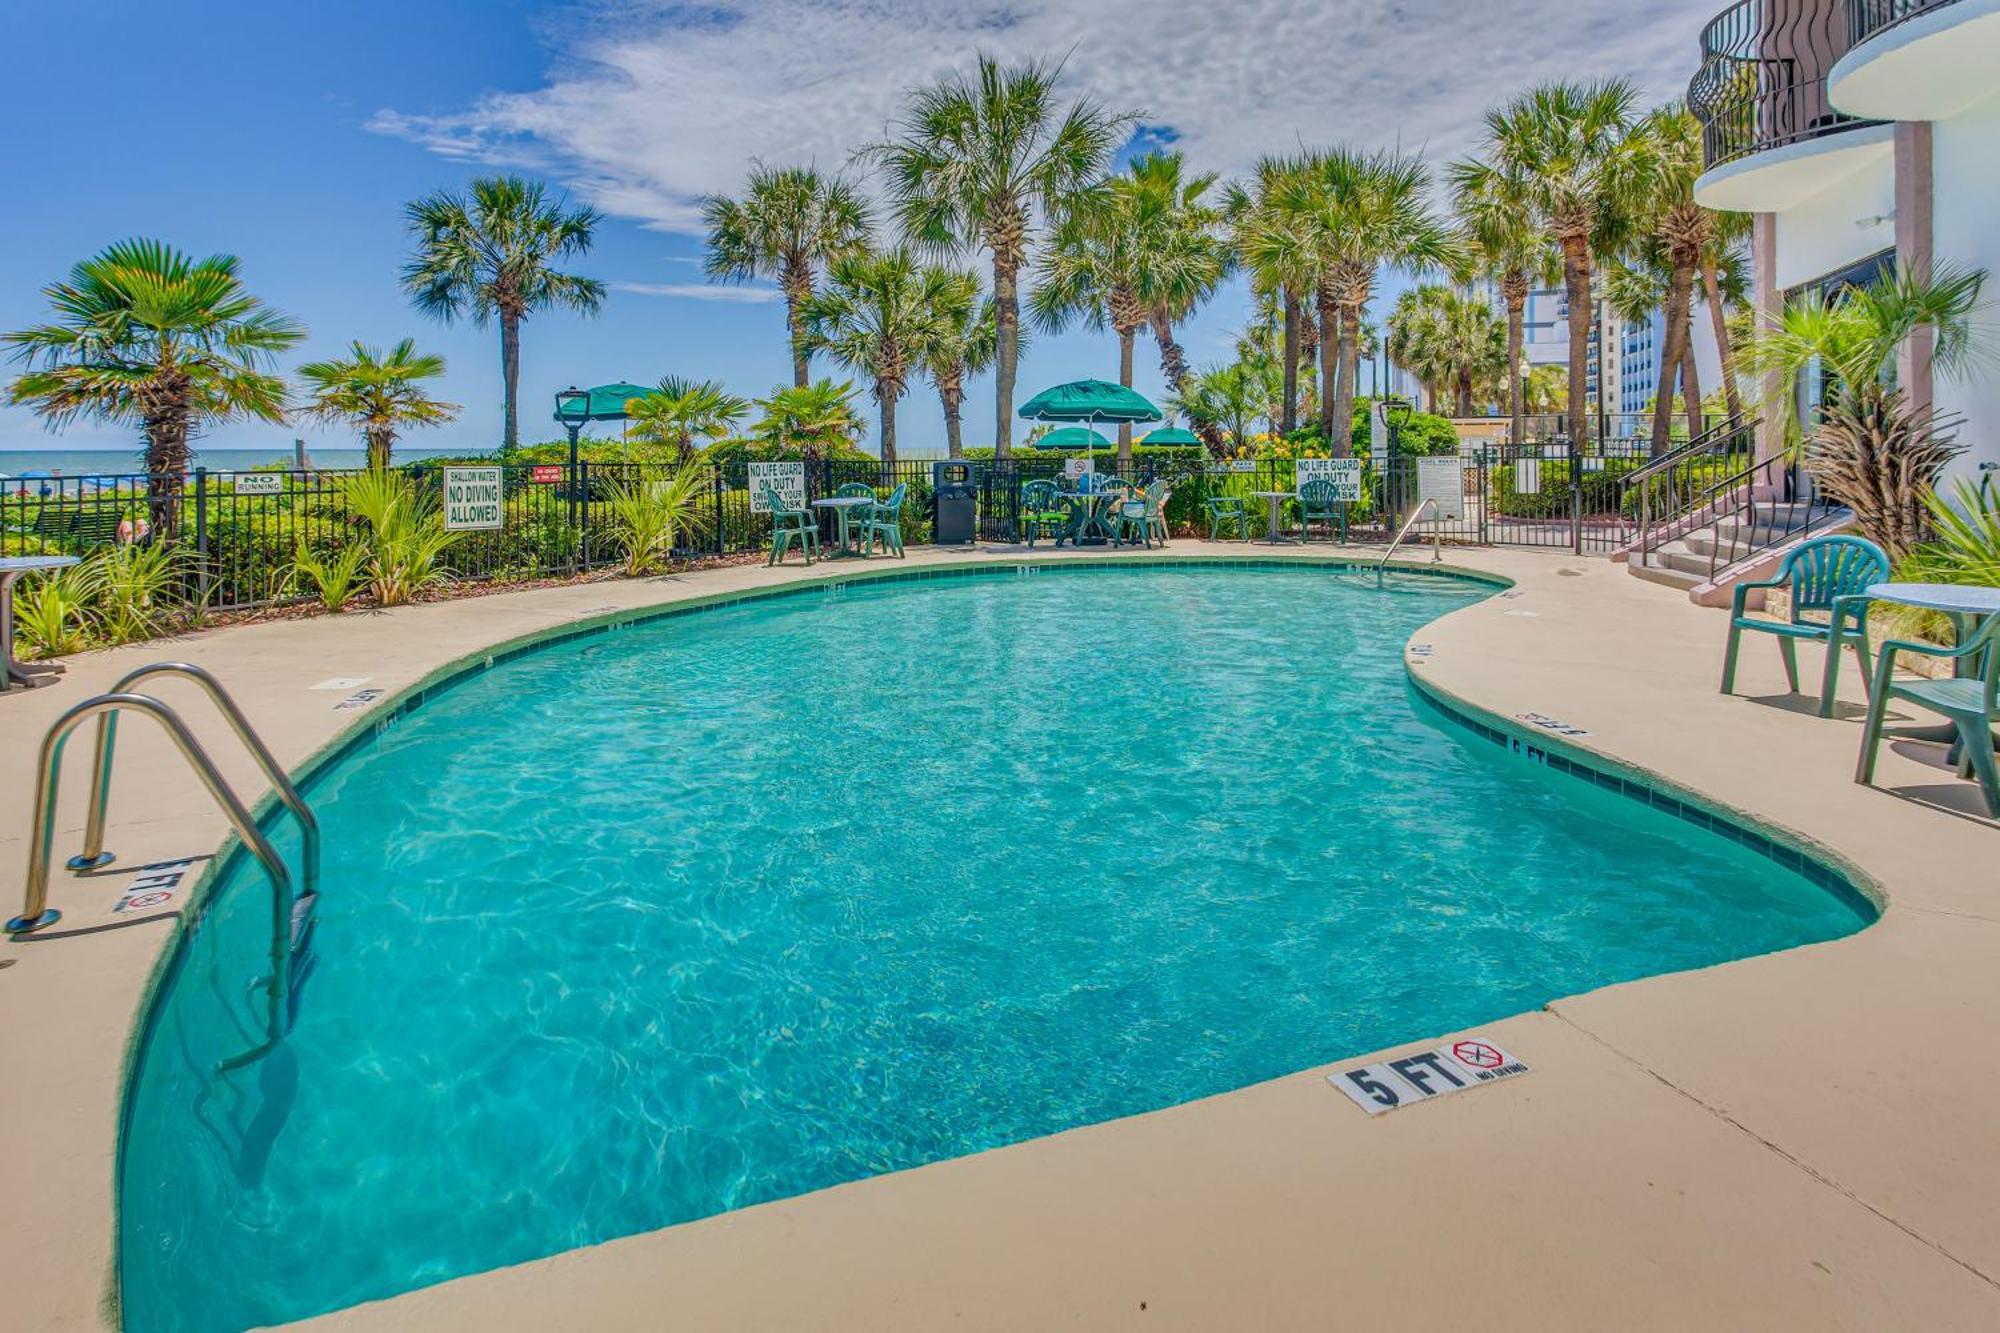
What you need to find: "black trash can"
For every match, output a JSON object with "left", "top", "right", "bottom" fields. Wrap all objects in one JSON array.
[{"left": 933, "top": 460, "right": 979, "bottom": 545}]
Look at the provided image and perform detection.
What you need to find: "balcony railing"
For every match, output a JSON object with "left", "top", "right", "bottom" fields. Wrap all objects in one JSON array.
[
  {"left": 1690, "top": 0, "right": 1880, "bottom": 171},
  {"left": 1848, "top": 0, "right": 1960, "bottom": 42}
]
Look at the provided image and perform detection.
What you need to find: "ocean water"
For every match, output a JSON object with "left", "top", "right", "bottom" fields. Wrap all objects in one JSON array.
[
  {"left": 0, "top": 446, "right": 476, "bottom": 476},
  {"left": 118, "top": 565, "right": 1872, "bottom": 1331}
]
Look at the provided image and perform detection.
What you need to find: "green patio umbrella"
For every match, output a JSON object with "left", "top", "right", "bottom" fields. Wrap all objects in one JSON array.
[
  {"left": 1139, "top": 426, "right": 1200, "bottom": 446},
  {"left": 553, "top": 382, "right": 654, "bottom": 425},
  {"left": 1031, "top": 426, "right": 1114, "bottom": 450},
  {"left": 1018, "top": 379, "right": 1163, "bottom": 469}
]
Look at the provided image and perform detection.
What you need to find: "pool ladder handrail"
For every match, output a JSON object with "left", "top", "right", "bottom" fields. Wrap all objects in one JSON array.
[
  {"left": 70, "top": 661, "right": 319, "bottom": 902},
  {"left": 1376, "top": 498, "right": 1441, "bottom": 586},
  {"left": 8, "top": 668, "right": 317, "bottom": 1069}
]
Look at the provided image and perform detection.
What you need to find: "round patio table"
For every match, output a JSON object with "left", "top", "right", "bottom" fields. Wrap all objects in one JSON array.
[
  {"left": 1055, "top": 490, "right": 1114, "bottom": 546},
  {"left": 812, "top": 495, "right": 875, "bottom": 556},
  {"left": 2, "top": 555, "right": 79, "bottom": 691},
  {"left": 1865, "top": 581, "right": 2000, "bottom": 747},
  {"left": 1250, "top": 491, "right": 1295, "bottom": 544}
]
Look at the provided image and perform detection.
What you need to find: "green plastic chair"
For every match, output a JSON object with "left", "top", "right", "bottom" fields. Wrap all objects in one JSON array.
[
  {"left": 860, "top": 483, "right": 907, "bottom": 557},
  {"left": 1205, "top": 494, "right": 1252, "bottom": 542},
  {"left": 1144, "top": 482, "right": 1172, "bottom": 546},
  {"left": 1110, "top": 494, "right": 1154, "bottom": 549},
  {"left": 1720, "top": 535, "right": 1891, "bottom": 717},
  {"left": 832, "top": 482, "right": 875, "bottom": 552},
  {"left": 1855, "top": 612, "right": 2000, "bottom": 817},
  {"left": 762, "top": 485, "right": 819, "bottom": 566},
  {"left": 1297, "top": 478, "right": 1344, "bottom": 543},
  {"left": 1019, "top": 479, "right": 1069, "bottom": 547}
]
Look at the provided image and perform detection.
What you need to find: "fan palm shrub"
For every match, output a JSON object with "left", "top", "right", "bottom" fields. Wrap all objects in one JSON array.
[
  {"left": 297, "top": 338, "right": 459, "bottom": 469},
  {"left": 627, "top": 377, "right": 750, "bottom": 463},
  {"left": 11, "top": 560, "right": 103, "bottom": 659},
  {"left": 602, "top": 466, "right": 714, "bottom": 575},
  {"left": 1907, "top": 480, "right": 2000, "bottom": 586},
  {"left": 751, "top": 379, "right": 865, "bottom": 463},
  {"left": 871, "top": 55, "right": 1131, "bottom": 458},
  {"left": 5, "top": 238, "right": 302, "bottom": 533},
  {"left": 402, "top": 176, "right": 605, "bottom": 449},
  {"left": 341, "top": 468, "right": 457, "bottom": 605},
  {"left": 96, "top": 540, "right": 183, "bottom": 643},
  {"left": 288, "top": 539, "right": 370, "bottom": 611}
]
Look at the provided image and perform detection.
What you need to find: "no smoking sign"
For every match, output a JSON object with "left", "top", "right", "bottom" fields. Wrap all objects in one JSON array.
[{"left": 1329, "top": 1036, "right": 1530, "bottom": 1117}]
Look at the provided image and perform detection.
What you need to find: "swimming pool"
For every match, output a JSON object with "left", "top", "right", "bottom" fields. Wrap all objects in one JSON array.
[{"left": 118, "top": 564, "right": 1872, "bottom": 1331}]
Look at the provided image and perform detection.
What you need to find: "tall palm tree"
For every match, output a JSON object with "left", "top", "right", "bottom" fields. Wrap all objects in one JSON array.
[
  {"left": 626, "top": 376, "right": 750, "bottom": 463},
  {"left": 1170, "top": 361, "right": 1269, "bottom": 453},
  {"left": 1476, "top": 81, "right": 1646, "bottom": 446},
  {"left": 871, "top": 55, "right": 1132, "bottom": 459},
  {"left": 701, "top": 165, "right": 872, "bottom": 388},
  {"left": 401, "top": 175, "right": 605, "bottom": 451},
  {"left": 1228, "top": 156, "right": 1320, "bottom": 437},
  {"left": 1281, "top": 148, "right": 1459, "bottom": 456},
  {"left": 297, "top": 338, "right": 459, "bottom": 470},
  {"left": 1450, "top": 153, "right": 1561, "bottom": 442},
  {"left": 1701, "top": 212, "right": 1752, "bottom": 421},
  {"left": 920, "top": 267, "right": 996, "bottom": 458},
  {"left": 751, "top": 378, "right": 865, "bottom": 463},
  {"left": 1605, "top": 254, "right": 1702, "bottom": 440},
  {"left": 1620, "top": 104, "right": 1715, "bottom": 456},
  {"left": 5, "top": 238, "right": 303, "bottom": 530},
  {"left": 800, "top": 249, "right": 955, "bottom": 464},
  {"left": 1128, "top": 153, "right": 1232, "bottom": 455},
  {"left": 1387, "top": 286, "right": 1508, "bottom": 417}
]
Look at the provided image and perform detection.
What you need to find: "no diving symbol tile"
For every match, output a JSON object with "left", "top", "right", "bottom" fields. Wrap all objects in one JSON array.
[
  {"left": 334, "top": 688, "right": 385, "bottom": 712},
  {"left": 113, "top": 859, "right": 198, "bottom": 914},
  {"left": 1329, "top": 1036, "right": 1530, "bottom": 1116}
]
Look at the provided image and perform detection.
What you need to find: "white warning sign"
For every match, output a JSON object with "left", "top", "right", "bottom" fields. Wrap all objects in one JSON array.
[{"left": 1329, "top": 1037, "right": 1529, "bottom": 1116}]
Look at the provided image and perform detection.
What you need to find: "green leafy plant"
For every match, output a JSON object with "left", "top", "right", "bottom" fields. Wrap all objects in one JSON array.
[
  {"left": 601, "top": 466, "right": 714, "bottom": 575},
  {"left": 1906, "top": 479, "right": 2000, "bottom": 586},
  {"left": 11, "top": 560, "right": 103, "bottom": 659},
  {"left": 289, "top": 539, "right": 370, "bottom": 611},
  {"left": 96, "top": 540, "right": 181, "bottom": 644},
  {"left": 342, "top": 468, "right": 457, "bottom": 606}
]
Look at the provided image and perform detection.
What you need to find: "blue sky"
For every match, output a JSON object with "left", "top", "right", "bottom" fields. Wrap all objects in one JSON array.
[{"left": 0, "top": 0, "right": 1710, "bottom": 459}]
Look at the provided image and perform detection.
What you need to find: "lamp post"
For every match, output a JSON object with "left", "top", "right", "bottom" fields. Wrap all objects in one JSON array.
[
  {"left": 1377, "top": 395, "right": 1413, "bottom": 532},
  {"left": 555, "top": 386, "right": 589, "bottom": 538}
]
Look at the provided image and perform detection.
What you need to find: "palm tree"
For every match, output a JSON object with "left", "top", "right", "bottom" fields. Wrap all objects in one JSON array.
[
  {"left": 1228, "top": 156, "right": 1320, "bottom": 437},
  {"left": 1129, "top": 153, "right": 1232, "bottom": 455},
  {"left": 626, "top": 376, "right": 750, "bottom": 463},
  {"left": 1619, "top": 104, "right": 1716, "bottom": 456},
  {"left": 1605, "top": 255, "right": 1702, "bottom": 442},
  {"left": 920, "top": 268, "right": 996, "bottom": 458},
  {"left": 1476, "top": 80, "right": 1646, "bottom": 446},
  {"left": 296, "top": 339, "right": 459, "bottom": 470},
  {"left": 751, "top": 378, "right": 865, "bottom": 463},
  {"left": 1450, "top": 152, "right": 1561, "bottom": 442},
  {"left": 1700, "top": 213, "right": 1752, "bottom": 421},
  {"left": 5, "top": 238, "right": 303, "bottom": 531},
  {"left": 871, "top": 55, "right": 1132, "bottom": 459},
  {"left": 1387, "top": 286, "right": 1508, "bottom": 417},
  {"left": 1171, "top": 361, "right": 1270, "bottom": 453},
  {"left": 402, "top": 176, "right": 605, "bottom": 451},
  {"left": 799, "top": 250, "right": 956, "bottom": 464},
  {"left": 701, "top": 165, "right": 872, "bottom": 389},
  {"left": 1280, "top": 148, "right": 1459, "bottom": 455}
]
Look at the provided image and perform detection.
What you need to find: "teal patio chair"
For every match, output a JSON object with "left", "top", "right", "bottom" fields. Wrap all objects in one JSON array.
[
  {"left": 1205, "top": 494, "right": 1252, "bottom": 542},
  {"left": 762, "top": 485, "right": 819, "bottom": 566},
  {"left": 832, "top": 482, "right": 876, "bottom": 552},
  {"left": 1019, "top": 479, "right": 1069, "bottom": 548},
  {"left": 1110, "top": 495, "right": 1154, "bottom": 549},
  {"left": 860, "top": 483, "right": 908, "bottom": 557},
  {"left": 1145, "top": 482, "right": 1172, "bottom": 546},
  {"left": 1297, "top": 478, "right": 1344, "bottom": 543},
  {"left": 1855, "top": 612, "right": 2000, "bottom": 817},
  {"left": 1720, "top": 535, "right": 1891, "bottom": 717}
]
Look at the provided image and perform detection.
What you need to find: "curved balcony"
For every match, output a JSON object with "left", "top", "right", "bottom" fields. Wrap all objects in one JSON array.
[
  {"left": 1690, "top": 0, "right": 1888, "bottom": 212},
  {"left": 1832, "top": 0, "right": 2000, "bottom": 120}
]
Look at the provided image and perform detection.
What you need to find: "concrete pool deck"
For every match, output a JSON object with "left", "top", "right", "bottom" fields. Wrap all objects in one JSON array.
[{"left": 2, "top": 541, "right": 1996, "bottom": 1331}]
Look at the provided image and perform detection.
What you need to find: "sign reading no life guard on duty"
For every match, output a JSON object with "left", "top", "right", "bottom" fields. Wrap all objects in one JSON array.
[
  {"left": 443, "top": 467, "right": 503, "bottom": 531},
  {"left": 1329, "top": 1036, "right": 1530, "bottom": 1116}
]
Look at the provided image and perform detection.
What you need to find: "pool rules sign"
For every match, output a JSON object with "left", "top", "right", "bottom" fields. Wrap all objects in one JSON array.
[
  {"left": 1330, "top": 1037, "right": 1529, "bottom": 1116},
  {"left": 443, "top": 467, "right": 503, "bottom": 530}
]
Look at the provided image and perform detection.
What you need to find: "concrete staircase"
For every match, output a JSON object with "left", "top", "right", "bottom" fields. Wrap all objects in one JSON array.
[{"left": 1625, "top": 500, "right": 1849, "bottom": 596}]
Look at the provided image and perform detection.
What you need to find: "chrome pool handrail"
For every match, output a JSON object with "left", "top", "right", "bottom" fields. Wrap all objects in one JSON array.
[
  {"left": 8, "top": 692, "right": 299, "bottom": 1068},
  {"left": 1377, "top": 498, "right": 1440, "bottom": 586},
  {"left": 71, "top": 661, "right": 319, "bottom": 901}
]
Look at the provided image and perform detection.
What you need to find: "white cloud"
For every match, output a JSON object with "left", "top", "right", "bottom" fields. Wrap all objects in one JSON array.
[
  {"left": 612, "top": 281, "right": 783, "bottom": 302},
  {"left": 373, "top": 0, "right": 1719, "bottom": 237}
]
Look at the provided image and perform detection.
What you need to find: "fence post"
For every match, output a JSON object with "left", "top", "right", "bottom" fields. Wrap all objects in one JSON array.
[
  {"left": 192, "top": 467, "right": 211, "bottom": 606},
  {"left": 1478, "top": 448, "right": 1490, "bottom": 545},
  {"left": 1567, "top": 432, "right": 1583, "bottom": 555},
  {"left": 577, "top": 460, "right": 590, "bottom": 571},
  {"left": 713, "top": 466, "right": 726, "bottom": 555}
]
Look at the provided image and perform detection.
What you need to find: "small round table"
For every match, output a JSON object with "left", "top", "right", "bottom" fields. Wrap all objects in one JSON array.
[
  {"left": 1055, "top": 490, "right": 1114, "bottom": 546},
  {"left": 1, "top": 555, "right": 79, "bottom": 690},
  {"left": 1865, "top": 581, "right": 2000, "bottom": 747},
  {"left": 812, "top": 496, "right": 876, "bottom": 556},
  {"left": 1250, "top": 491, "right": 1295, "bottom": 544}
]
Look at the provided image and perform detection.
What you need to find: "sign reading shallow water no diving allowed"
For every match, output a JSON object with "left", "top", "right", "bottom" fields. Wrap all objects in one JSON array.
[{"left": 444, "top": 467, "right": 503, "bottom": 531}]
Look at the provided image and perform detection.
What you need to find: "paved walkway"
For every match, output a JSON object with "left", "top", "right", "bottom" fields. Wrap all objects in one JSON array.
[{"left": 3, "top": 541, "right": 1995, "bottom": 1332}]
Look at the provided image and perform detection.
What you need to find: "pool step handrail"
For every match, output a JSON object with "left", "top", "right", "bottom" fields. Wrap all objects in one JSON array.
[
  {"left": 1377, "top": 498, "right": 1441, "bottom": 586},
  {"left": 70, "top": 661, "right": 319, "bottom": 902},
  {"left": 8, "top": 686, "right": 314, "bottom": 1070}
]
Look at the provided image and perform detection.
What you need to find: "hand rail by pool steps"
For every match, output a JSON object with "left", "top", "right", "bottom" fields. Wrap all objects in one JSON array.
[
  {"left": 7, "top": 684, "right": 316, "bottom": 1070},
  {"left": 1377, "top": 499, "right": 1440, "bottom": 586},
  {"left": 71, "top": 661, "right": 320, "bottom": 902}
]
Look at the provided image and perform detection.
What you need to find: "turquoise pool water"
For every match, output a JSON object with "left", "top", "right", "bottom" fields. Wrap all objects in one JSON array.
[{"left": 119, "top": 565, "right": 1871, "bottom": 1331}]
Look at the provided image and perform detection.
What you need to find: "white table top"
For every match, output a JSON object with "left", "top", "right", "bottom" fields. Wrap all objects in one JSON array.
[
  {"left": 1251, "top": 490, "right": 1292, "bottom": 499},
  {"left": 1865, "top": 582, "right": 2000, "bottom": 615},
  {"left": 0, "top": 555, "right": 81, "bottom": 575},
  {"left": 811, "top": 496, "right": 874, "bottom": 507}
]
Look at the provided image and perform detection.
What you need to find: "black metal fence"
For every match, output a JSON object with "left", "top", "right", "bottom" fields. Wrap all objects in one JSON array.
[{"left": 5, "top": 440, "right": 1756, "bottom": 613}]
